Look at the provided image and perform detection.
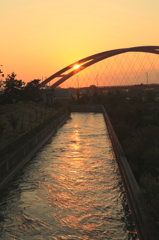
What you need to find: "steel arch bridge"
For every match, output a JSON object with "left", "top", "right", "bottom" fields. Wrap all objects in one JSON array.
[{"left": 39, "top": 46, "right": 159, "bottom": 89}]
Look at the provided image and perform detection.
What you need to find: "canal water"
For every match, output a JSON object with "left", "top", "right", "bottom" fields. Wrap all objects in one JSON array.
[{"left": 0, "top": 112, "right": 137, "bottom": 240}]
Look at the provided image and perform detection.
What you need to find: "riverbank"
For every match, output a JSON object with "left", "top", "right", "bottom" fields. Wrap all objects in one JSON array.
[
  {"left": 0, "top": 101, "right": 59, "bottom": 150},
  {"left": 0, "top": 111, "right": 134, "bottom": 240},
  {"left": 0, "top": 108, "right": 70, "bottom": 188},
  {"left": 70, "top": 89, "right": 159, "bottom": 230},
  {"left": 1, "top": 103, "right": 158, "bottom": 239},
  {"left": 70, "top": 104, "right": 159, "bottom": 240}
]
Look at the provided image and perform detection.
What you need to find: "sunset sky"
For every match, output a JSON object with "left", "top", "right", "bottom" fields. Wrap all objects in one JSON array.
[{"left": 1, "top": 0, "right": 159, "bottom": 84}]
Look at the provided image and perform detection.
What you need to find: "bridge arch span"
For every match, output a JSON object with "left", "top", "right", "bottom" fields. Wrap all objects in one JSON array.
[{"left": 39, "top": 46, "right": 159, "bottom": 89}]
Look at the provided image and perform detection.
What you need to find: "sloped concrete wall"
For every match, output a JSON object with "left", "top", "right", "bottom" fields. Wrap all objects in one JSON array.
[
  {"left": 101, "top": 105, "right": 158, "bottom": 240},
  {"left": 0, "top": 110, "right": 69, "bottom": 189}
]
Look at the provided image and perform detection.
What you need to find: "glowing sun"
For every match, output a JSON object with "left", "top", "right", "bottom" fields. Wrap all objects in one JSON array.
[{"left": 73, "top": 64, "right": 80, "bottom": 69}]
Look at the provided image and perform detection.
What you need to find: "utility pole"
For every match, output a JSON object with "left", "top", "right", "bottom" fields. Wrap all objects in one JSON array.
[
  {"left": 146, "top": 72, "right": 148, "bottom": 85},
  {"left": 0, "top": 65, "right": 4, "bottom": 77},
  {"left": 0, "top": 65, "right": 4, "bottom": 76},
  {"left": 77, "top": 75, "right": 79, "bottom": 89},
  {"left": 96, "top": 75, "right": 98, "bottom": 87},
  {"left": 0, "top": 65, "right": 4, "bottom": 90}
]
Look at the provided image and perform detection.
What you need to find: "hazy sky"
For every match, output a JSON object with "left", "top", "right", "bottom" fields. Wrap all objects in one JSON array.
[{"left": 1, "top": 0, "right": 159, "bottom": 83}]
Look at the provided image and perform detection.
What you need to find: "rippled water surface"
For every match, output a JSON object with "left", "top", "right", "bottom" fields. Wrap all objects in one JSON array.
[{"left": 0, "top": 113, "right": 137, "bottom": 239}]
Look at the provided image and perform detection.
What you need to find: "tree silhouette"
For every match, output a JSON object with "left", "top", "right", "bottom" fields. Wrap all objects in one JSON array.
[
  {"left": 4, "top": 72, "right": 24, "bottom": 103},
  {"left": 24, "top": 79, "right": 41, "bottom": 101}
]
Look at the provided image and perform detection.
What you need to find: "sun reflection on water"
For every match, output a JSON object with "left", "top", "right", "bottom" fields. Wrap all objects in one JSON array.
[
  {"left": 70, "top": 125, "right": 81, "bottom": 153},
  {"left": 0, "top": 113, "right": 138, "bottom": 239}
]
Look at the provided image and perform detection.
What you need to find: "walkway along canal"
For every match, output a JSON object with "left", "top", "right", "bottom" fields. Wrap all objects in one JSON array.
[{"left": 0, "top": 112, "right": 137, "bottom": 239}]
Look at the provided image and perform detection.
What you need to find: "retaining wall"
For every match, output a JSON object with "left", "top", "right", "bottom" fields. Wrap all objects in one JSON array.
[
  {"left": 0, "top": 110, "right": 69, "bottom": 189},
  {"left": 71, "top": 104, "right": 159, "bottom": 240}
]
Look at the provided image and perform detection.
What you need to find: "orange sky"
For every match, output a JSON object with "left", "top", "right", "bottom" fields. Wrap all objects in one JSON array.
[{"left": 1, "top": 0, "right": 159, "bottom": 85}]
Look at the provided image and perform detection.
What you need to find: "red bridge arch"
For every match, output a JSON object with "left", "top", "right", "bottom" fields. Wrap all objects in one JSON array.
[{"left": 39, "top": 46, "right": 159, "bottom": 89}]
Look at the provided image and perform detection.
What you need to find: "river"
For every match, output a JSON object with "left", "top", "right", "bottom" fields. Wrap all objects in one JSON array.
[{"left": 0, "top": 112, "right": 137, "bottom": 240}]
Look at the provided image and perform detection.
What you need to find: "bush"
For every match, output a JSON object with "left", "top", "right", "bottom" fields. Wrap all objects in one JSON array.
[
  {"left": 140, "top": 173, "right": 159, "bottom": 223},
  {"left": 142, "top": 148, "right": 159, "bottom": 176}
]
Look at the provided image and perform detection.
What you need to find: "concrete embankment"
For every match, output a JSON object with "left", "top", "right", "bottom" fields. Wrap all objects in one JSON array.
[
  {"left": 0, "top": 110, "right": 70, "bottom": 189},
  {"left": 70, "top": 104, "right": 159, "bottom": 240}
]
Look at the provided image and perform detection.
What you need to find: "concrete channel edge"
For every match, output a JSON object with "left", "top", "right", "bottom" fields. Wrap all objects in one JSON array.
[
  {"left": 0, "top": 110, "right": 70, "bottom": 189},
  {"left": 1, "top": 104, "right": 158, "bottom": 240},
  {"left": 71, "top": 104, "right": 159, "bottom": 240}
]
